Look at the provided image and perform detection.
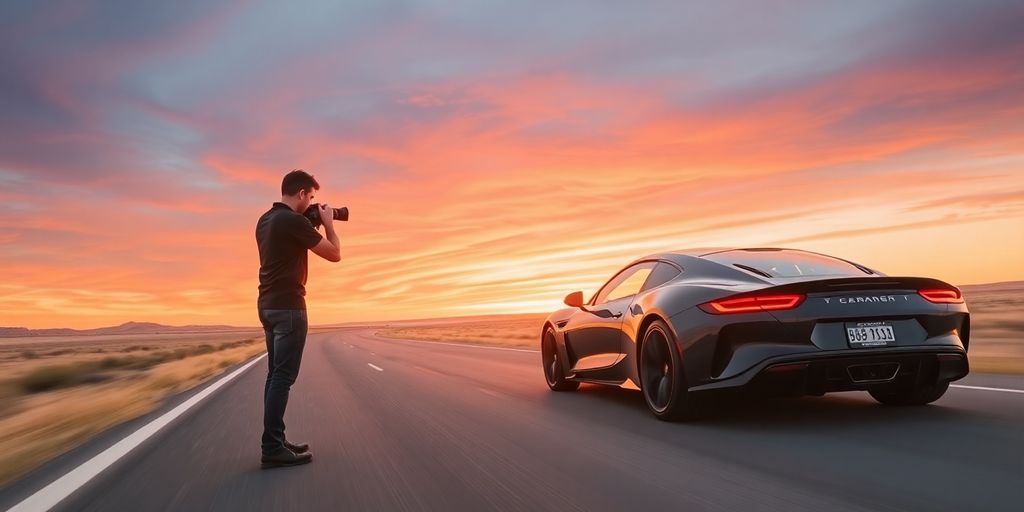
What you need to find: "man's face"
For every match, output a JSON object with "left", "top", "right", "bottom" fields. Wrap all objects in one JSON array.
[{"left": 297, "top": 188, "right": 315, "bottom": 212}]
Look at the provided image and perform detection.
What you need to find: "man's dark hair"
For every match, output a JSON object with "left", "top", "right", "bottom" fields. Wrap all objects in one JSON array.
[{"left": 281, "top": 169, "right": 320, "bottom": 196}]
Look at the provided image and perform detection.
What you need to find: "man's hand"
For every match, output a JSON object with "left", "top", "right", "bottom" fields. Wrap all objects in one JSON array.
[
  {"left": 310, "top": 203, "right": 341, "bottom": 262},
  {"left": 318, "top": 203, "right": 335, "bottom": 232}
]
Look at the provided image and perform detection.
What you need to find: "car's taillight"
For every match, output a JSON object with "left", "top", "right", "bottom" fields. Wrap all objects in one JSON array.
[
  {"left": 699, "top": 294, "right": 805, "bottom": 314},
  {"left": 918, "top": 288, "right": 964, "bottom": 304}
]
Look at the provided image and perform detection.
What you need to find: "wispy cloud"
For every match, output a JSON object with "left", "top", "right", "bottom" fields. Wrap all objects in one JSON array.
[{"left": 1, "top": 0, "right": 1022, "bottom": 328}]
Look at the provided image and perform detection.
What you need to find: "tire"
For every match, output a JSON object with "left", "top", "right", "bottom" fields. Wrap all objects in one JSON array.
[
  {"left": 869, "top": 380, "right": 950, "bottom": 405},
  {"left": 639, "top": 320, "right": 698, "bottom": 421},
  {"left": 542, "top": 328, "right": 579, "bottom": 392}
]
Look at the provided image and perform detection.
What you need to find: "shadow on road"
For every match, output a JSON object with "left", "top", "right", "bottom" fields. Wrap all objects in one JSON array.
[{"left": 546, "top": 383, "right": 990, "bottom": 430}]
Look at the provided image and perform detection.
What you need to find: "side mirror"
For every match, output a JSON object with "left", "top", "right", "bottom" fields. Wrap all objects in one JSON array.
[{"left": 564, "top": 291, "right": 585, "bottom": 308}]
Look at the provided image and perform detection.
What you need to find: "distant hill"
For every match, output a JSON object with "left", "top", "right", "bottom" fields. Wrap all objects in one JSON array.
[
  {"left": 0, "top": 321, "right": 256, "bottom": 338},
  {"left": 3, "top": 281, "right": 1020, "bottom": 337}
]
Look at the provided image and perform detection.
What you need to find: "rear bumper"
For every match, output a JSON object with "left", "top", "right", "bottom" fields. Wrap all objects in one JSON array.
[{"left": 689, "top": 347, "right": 968, "bottom": 396}]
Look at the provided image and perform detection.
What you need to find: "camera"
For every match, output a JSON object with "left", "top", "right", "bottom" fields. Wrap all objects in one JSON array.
[{"left": 303, "top": 203, "right": 349, "bottom": 229}]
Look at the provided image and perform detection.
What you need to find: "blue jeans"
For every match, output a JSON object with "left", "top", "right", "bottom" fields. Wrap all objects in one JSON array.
[{"left": 259, "top": 309, "right": 308, "bottom": 455}]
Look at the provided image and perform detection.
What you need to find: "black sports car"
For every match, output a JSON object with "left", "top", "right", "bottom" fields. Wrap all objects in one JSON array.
[{"left": 540, "top": 248, "right": 970, "bottom": 420}]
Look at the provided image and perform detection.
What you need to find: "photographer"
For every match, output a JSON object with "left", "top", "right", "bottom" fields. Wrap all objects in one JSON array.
[{"left": 255, "top": 169, "right": 341, "bottom": 469}]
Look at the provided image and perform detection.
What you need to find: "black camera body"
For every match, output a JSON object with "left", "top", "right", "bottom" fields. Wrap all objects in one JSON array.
[{"left": 303, "top": 203, "right": 349, "bottom": 229}]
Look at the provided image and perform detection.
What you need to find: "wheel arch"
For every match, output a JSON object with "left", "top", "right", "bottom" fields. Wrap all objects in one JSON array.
[
  {"left": 635, "top": 313, "right": 674, "bottom": 389},
  {"left": 541, "top": 321, "right": 555, "bottom": 342}
]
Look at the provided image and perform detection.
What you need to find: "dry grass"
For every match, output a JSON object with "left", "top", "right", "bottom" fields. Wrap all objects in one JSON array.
[
  {"left": 960, "top": 282, "right": 1024, "bottom": 374},
  {"left": 0, "top": 337, "right": 265, "bottom": 486},
  {"left": 0, "top": 331, "right": 258, "bottom": 377},
  {"left": 377, "top": 315, "right": 545, "bottom": 351}
]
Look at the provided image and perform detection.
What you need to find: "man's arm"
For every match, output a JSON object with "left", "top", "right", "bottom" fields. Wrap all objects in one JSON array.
[{"left": 310, "top": 204, "right": 341, "bottom": 262}]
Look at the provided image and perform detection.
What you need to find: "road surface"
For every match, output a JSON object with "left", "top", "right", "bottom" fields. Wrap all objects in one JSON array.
[{"left": 2, "top": 328, "right": 1022, "bottom": 511}]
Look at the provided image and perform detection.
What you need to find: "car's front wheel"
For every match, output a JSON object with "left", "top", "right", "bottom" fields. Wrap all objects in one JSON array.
[
  {"left": 542, "top": 328, "right": 579, "bottom": 391},
  {"left": 869, "top": 380, "right": 949, "bottom": 405},
  {"left": 639, "top": 320, "right": 698, "bottom": 421}
]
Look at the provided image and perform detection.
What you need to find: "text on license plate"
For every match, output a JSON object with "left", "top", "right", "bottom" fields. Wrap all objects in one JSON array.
[{"left": 846, "top": 321, "right": 895, "bottom": 347}]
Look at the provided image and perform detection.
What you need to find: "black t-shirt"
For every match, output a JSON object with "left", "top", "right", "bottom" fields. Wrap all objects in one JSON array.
[{"left": 256, "top": 202, "right": 324, "bottom": 310}]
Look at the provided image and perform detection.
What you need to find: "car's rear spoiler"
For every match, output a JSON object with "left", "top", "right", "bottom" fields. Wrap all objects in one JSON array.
[{"left": 749, "top": 276, "right": 959, "bottom": 296}]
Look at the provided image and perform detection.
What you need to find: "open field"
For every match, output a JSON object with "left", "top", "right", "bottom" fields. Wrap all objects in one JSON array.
[
  {"left": 0, "top": 326, "right": 339, "bottom": 381},
  {"left": 376, "top": 282, "right": 1024, "bottom": 375},
  {"left": 959, "top": 281, "right": 1024, "bottom": 374},
  {"left": 0, "top": 330, "right": 269, "bottom": 485},
  {"left": 374, "top": 313, "right": 544, "bottom": 350}
]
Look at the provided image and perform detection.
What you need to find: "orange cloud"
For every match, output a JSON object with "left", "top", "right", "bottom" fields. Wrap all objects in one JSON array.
[{"left": 2, "top": 5, "right": 1024, "bottom": 329}]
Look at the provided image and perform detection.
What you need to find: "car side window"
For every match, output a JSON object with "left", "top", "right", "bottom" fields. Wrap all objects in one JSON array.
[
  {"left": 641, "top": 262, "right": 682, "bottom": 293},
  {"left": 593, "top": 262, "right": 656, "bottom": 304}
]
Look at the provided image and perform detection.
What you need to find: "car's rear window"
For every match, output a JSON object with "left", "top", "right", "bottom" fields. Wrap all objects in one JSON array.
[{"left": 703, "top": 249, "right": 868, "bottom": 278}]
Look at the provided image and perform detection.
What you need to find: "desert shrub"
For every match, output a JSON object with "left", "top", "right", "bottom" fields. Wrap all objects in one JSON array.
[
  {"left": 17, "top": 362, "right": 100, "bottom": 393},
  {"left": 12, "top": 337, "right": 263, "bottom": 394},
  {"left": 98, "top": 356, "right": 136, "bottom": 369}
]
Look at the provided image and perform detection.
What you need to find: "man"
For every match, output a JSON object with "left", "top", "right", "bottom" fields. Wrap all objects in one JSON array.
[{"left": 255, "top": 169, "right": 341, "bottom": 469}]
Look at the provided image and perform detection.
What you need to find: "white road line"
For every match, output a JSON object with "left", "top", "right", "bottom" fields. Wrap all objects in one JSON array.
[
  {"left": 368, "top": 363, "right": 384, "bottom": 372},
  {"left": 951, "top": 384, "right": 1024, "bottom": 394},
  {"left": 6, "top": 352, "right": 268, "bottom": 512},
  {"left": 380, "top": 336, "right": 539, "bottom": 354}
]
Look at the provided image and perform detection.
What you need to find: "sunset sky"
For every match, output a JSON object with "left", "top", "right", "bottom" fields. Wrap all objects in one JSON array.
[{"left": 1, "top": 1, "right": 1022, "bottom": 329}]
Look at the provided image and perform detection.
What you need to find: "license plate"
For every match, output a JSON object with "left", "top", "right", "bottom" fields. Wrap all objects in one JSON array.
[{"left": 846, "top": 321, "right": 895, "bottom": 348}]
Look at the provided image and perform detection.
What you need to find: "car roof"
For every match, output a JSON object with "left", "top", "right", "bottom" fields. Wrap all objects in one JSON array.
[{"left": 637, "top": 247, "right": 809, "bottom": 265}]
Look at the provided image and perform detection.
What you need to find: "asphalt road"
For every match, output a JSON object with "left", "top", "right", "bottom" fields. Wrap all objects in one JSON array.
[{"left": 2, "top": 328, "right": 1022, "bottom": 511}]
